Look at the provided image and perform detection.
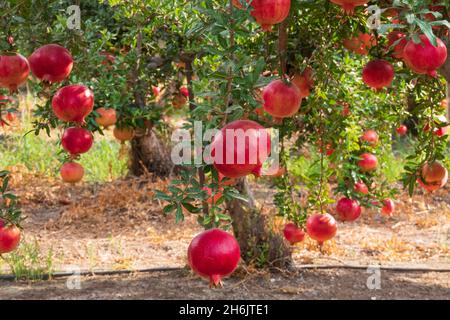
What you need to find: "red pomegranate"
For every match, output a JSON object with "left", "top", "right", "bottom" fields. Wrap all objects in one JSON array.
[
  {"left": 358, "top": 153, "right": 378, "bottom": 172},
  {"left": 396, "top": 124, "right": 408, "bottom": 136},
  {"left": 291, "top": 67, "right": 314, "bottom": 98},
  {"left": 343, "top": 33, "right": 375, "bottom": 55},
  {"left": 95, "top": 107, "right": 117, "bottom": 127},
  {"left": 354, "top": 181, "right": 369, "bottom": 194},
  {"left": 0, "top": 54, "right": 30, "bottom": 92},
  {"left": 249, "top": 0, "right": 291, "bottom": 32},
  {"left": 28, "top": 44, "right": 73, "bottom": 83},
  {"left": 387, "top": 31, "right": 407, "bottom": 59},
  {"left": 263, "top": 79, "right": 302, "bottom": 118},
  {"left": 60, "top": 162, "right": 84, "bottom": 183},
  {"left": 152, "top": 86, "right": 160, "bottom": 97},
  {"left": 52, "top": 85, "right": 94, "bottom": 123},
  {"left": 381, "top": 198, "right": 395, "bottom": 217},
  {"left": 330, "top": 0, "right": 369, "bottom": 15},
  {"left": 211, "top": 120, "right": 271, "bottom": 178},
  {"left": 0, "top": 220, "right": 21, "bottom": 254},
  {"left": 180, "top": 86, "right": 189, "bottom": 98},
  {"left": 403, "top": 35, "right": 447, "bottom": 77},
  {"left": 434, "top": 126, "right": 449, "bottom": 137},
  {"left": 360, "top": 129, "right": 379, "bottom": 146},
  {"left": 61, "top": 127, "right": 93, "bottom": 155},
  {"left": 283, "top": 223, "right": 305, "bottom": 245},
  {"left": 362, "top": 60, "right": 395, "bottom": 90},
  {"left": 188, "top": 228, "right": 241, "bottom": 287},
  {"left": 336, "top": 197, "right": 362, "bottom": 221},
  {"left": 113, "top": 127, "right": 134, "bottom": 142},
  {"left": 306, "top": 213, "right": 337, "bottom": 245},
  {"left": 417, "top": 161, "right": 448, "bottom": 192}
]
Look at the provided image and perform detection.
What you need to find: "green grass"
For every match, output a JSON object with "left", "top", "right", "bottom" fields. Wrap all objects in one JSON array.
[{"left": 0, "top": 128, "right": 128, "bottom": 182}]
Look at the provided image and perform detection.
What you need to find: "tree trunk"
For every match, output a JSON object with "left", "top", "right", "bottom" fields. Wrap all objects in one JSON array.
[
  {"left": 130, "top": 129, "right": 174, "bottom": 178},
  {"left": 226, "top": 178, "right": 292, "bottom": 269}
]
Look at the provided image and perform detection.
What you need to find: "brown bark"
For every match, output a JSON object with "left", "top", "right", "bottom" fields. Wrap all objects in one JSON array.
[{"left": 226, "top": 178, "right": 292, "bottom": 269}]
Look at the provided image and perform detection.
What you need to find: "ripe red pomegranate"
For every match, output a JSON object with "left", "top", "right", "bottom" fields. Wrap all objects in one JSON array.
[
  {"left": 180, "top": 86, "right": 189, "bottom": 98},
  {"left": 202, "top": 187, "right": 223, "bottom": 205},
  {"left": 330, "top": 0, "right": 369, "bottom": 15},
  {"left": 246, "top": 0, "right": 291, "bottom": 32},
  {"left": 95, "top": 107, "right": 117, "bottom": 127},
  {"left": 418, "top": 161, "right": 448, "bottom": 193},
  {"left": 434, "top": 126, "right": 449, "bottom": 137},
  {"left": 28, "top": 44, "right": 73, "bottom": 83},
  {"left": 152, "top": 86, "right": 160, "bottom": 96},
  {"left": 61, "top": 127, "right": 93, "bottom": 155},
  {"left": 60, "top": 162, "right": 84, "bottom": 183},
  {"left": 336, "top": 197, "right": 362, "bottom": 222},
  {"left": 291, "top": 67, "right": 314, "bottom": 98},
  {"left": 362, "top": 59, "right": 395, "bottom": 90},
  {"left": 0, "top": 220, "right": 21, "bottom": 254},
  {"left": 354, "top": 181, "right": 369, "bottom": 194},
  {"left": 52, "top": 85, "right": 94, "bottom": 123},
  {"left": 381, "top": 198, "right": 395, "bottom": 217},
  {"left": 0, "top": 54, "right": 30, "bottom": 92},
  {"left": 113, "top": 127, "right": 134, "bottom": 142},
  {"left": 358, "top": 153, "right": 378, "bottom": 172},
  {"left": 263, "top": 79, "right": 302, "bottom": 118},
  {"left": 343, "top": 33, "right": 375, "bottom": 55},
  {"left": 360, "top": 129, "right": 379, "bottom": 146},
  {"left": 283, "top": 223, "right": 305, "bottom": 245},
  {"left": 188, "top": 228, "right": 241, "bottom": 287},
  {"left": 396, "top": 124, "right": 407, "bottom": 136},
  {"left": 387, "top": 31, "right": 407, "bottom": 59},
  {"left": 5, "top": 112, "right": 16, "bottom": 123},
  {"left": 403, "top": 35, "right": 447, "bottom": 77},
  {"left": 306, "top": 213, "right": 337, "bottom": 245},
  {"left": 212, "top": 120, "right": 271, "bottom": 178}
]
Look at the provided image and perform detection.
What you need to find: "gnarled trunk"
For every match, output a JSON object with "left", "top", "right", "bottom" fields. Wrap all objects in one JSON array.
[{"left": 226, "top": 178, "right": 292, "bottom": 269}]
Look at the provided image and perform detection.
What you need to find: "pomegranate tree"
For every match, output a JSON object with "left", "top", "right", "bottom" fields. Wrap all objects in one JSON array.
[
  {"left": 362, "top": 59, "right": 395, "bottom": 90},
  {"left": 211, "top": 120, "right": 271, "bottom": 178},
  {"left": 306, "top": 214, "right": 337, "bottom": 245},
  {"left": 188, "top": 229, "right": 241, "bottom": 287},
  {"left": 60, "top": 162, "right": 85, "bottom": 183},
  {"left": 262, "top": 79, "right": 302, "bottom": 118},
  {"left": 0, "top": 220, "right": 21, "bottom": 254},
  {"left": 283, "top": 223, "right": 305, "bottom": 245},
  {"left": 403, "top": 35, "right": 447, "bottom": 77},
  {"left": 52, "top": 85, "right": 94, "bottom": 123},
  {"left": 0, "top": 54, "right": 30, "bottom": 92},
  {"left": 61, "top": 127, "right": 94, "bottom": 155},
  {"left": 336, "top": 197, "right": 362, "bottom": 222},
  {"left": 28, "top": 44, "right": 73, "bottom": 83}
]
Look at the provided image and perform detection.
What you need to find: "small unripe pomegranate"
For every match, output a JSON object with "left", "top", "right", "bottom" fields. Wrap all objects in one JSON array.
[
  {"left": 306, "top": 213, "right": 337, "bottom": 245},
  {"left": 113, "top": 127, "right": 134, "bottom": 142},
  {"left": 52, "top": 85, "right": 94, "bottom": 124},
  {"left": 283, "top": 223, "right": 305, "bottom": 245},
  {"left": 336, "top": 197, "right": 362, "bottom": 222},
  {"left": 95, "top": 107, "right": 117, "bottom": 127},
  {"left": 360, "top": 129, "right": 379, "bottom": 146},
  {"left": 362, "top": 59, "right": 395, "bottom": 90},
  {"left": 263, "top": 79, "right": 302, "bottom": 118},
  {"left": 188, "top": 229, "right": 241, "bottom": 287},
  {"left": 61, "top": 127, "right": 94, "bottom": 155},
  {"left": 358, "top": 153, "right": 378, "bottom": 172},
  {"left": 60, "top": 162, "right": 84, "bottom": 183},
  {"left": 0, "top": 220, "right": 21, "bottom": 254}
]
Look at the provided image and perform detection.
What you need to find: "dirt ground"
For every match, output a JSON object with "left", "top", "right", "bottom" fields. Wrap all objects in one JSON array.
[
  {"left": 1, "top": 269, "right": 449, "bottom": 299},
  {"left": 0, "top": 168, "right": 449, "bottom": 299}
]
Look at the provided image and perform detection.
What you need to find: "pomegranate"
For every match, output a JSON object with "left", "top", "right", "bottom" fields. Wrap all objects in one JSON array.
[
  {"left": 354, "top": 181, "right": 369, "bottom": 194},
  {"left": 343, "top": 33, "right": 375, "bottom": 55},
  {"left": 387, "top": 31, "right": 407, "bottom": 59},
  {"left": 244, "top": 0, "right": 291, "bottom": 32},
  {"left": 188, "top": 228, "right": 241, "bottom": 287},
  {"left": 263, "top": 79, "right": 302, "bottom": 118},
  {"left": 434, "top": 126, "right": 449, "bottom": 137},
  {"left": 0, "top": 220, "right": 21, "bottom": 254},
  {"left": 396, "top": 124, "right": 408, "bottom": 136},
  {"left": 5, "top": 112, "right": 16, "bottom": 123},
  {"left": 360, "top": 129, "right": 379, "bottom": 146},
  {"left": 283, "top": 223, "right": 305, "bottom": 245},
  {"left": 441, "top": 99, "right": 447, "bottom": 110},
  {"left": 152, "top": 86, "right": 160, "bottom": 96},
  {"left": 113, "top": 127, "right": 134, "bottom": 142},
  {"left": 306, "top": 213, "right": 337, "bottom": 244},
  {"left": 180, "top": 86, "right": 189, "bottom": 98},
  {"left": 381, "top": 198, "right": 395, "bottom": 217},
  {"left": 28, "top": 44, "right": 73, "bottom": 83},
  {"left": 403, "top": 35, "right": 447, "bottom": 77},
  {"left": 336, "top": 197, "right": 362, "bottom": 221},
  {"left": 418, "top": 161, "right": 448, "bottom": 192},
  {"left": 202, "top": 187, "right": 223, "bottom": 205},
  {"left": 60, "top": 162, "right": 84, "bottom": 183},
  {"left": 95, "top": 107, "right": 117, "bottom": 127},
  {"left": 330, "top": 0, "right": 369, "bottom": 15},
  {"left": 362, "top": 59, "right": 395, "bottom": 90},
  {"left": 172, "top": 93, "right": 187, "bottom": 108},
  {"left": 291, "top": 67, "right": 314, "bottom": 98},
  {"left": 0, "top": 54, "right": 30, "bottom": 92},
  {"left": 358, "top": 153, "right": 378, "bottom": 172},
  {"left": 61, "top": 127, "right": 93, "bottom": 155},
  {"left": 52, "top": 85, "right": 94, "bottom": 123},
  {"left": 211, "top": 120, "right": 271, "bottom": 178}
]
